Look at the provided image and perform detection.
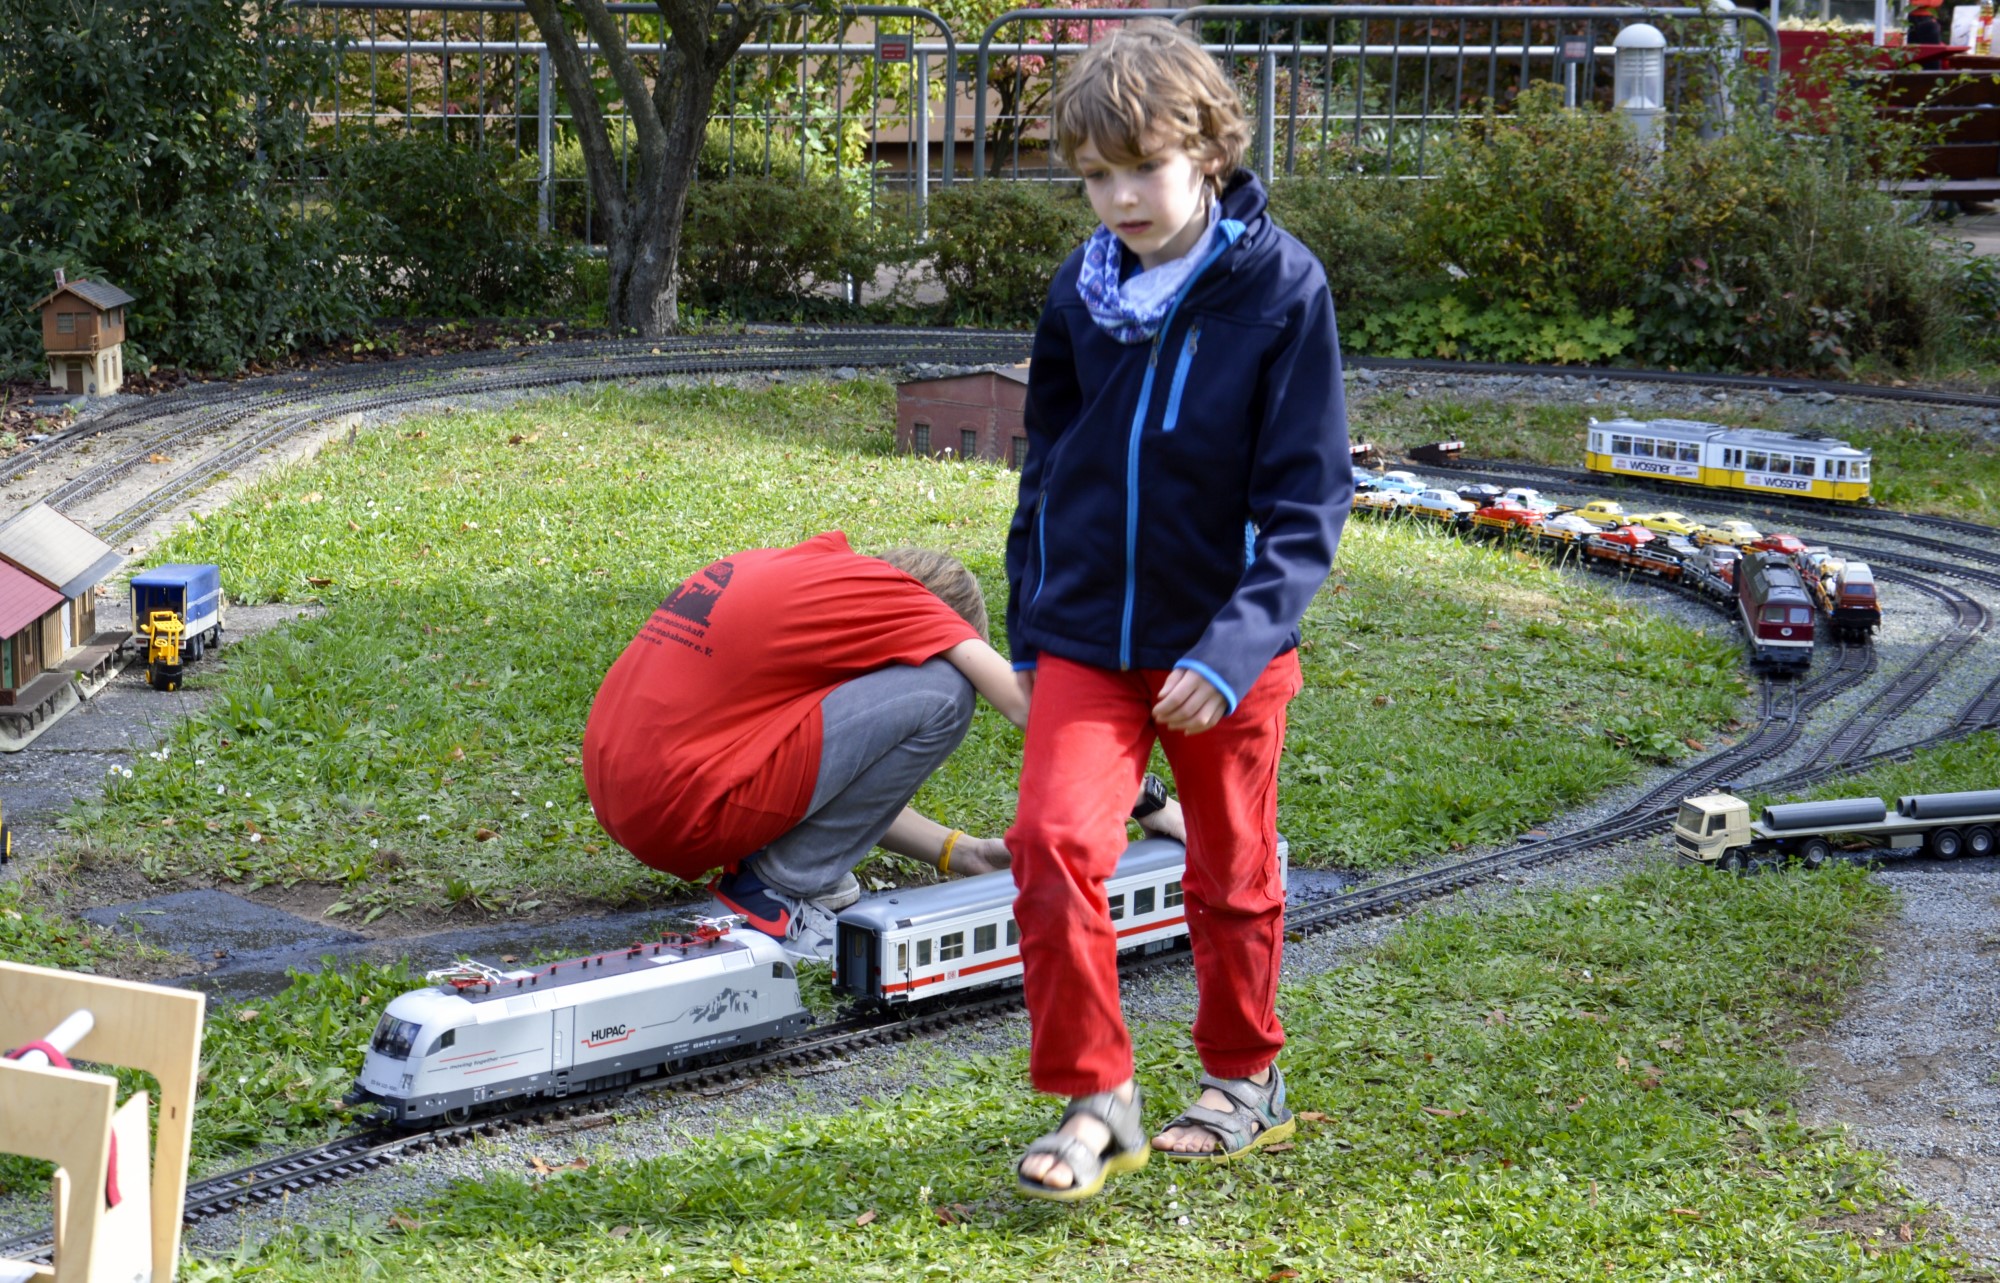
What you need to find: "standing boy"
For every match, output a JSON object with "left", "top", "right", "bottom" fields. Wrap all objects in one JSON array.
[{"left": 1006, "top": 21, "right": 1352, "bottom": 1200}]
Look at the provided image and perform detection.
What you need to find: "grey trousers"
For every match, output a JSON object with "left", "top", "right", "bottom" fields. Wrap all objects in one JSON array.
[{"left": 752, "top": 658, "right": 975, "bottom": 899}]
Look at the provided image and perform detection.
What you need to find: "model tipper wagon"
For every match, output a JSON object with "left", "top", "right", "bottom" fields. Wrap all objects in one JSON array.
[{"left": 1674, "top": 789, "right": 2000, "bottom": 871}]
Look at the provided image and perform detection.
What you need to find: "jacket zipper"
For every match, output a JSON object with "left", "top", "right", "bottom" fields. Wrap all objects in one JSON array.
[
  {"left": 1119, "top": 230, "right": 1241, "bottom": 670},
  {"left": 1161, "top": 324, "right": 1202, "bottom": 434},
  {"left": 1030, "top": 492, "right": 1050, "bottom": 606}
]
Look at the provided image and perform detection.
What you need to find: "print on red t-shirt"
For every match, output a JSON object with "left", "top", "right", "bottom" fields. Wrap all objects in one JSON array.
[{"left": 582, "top": 531, "right": 978, "bottom": 879}]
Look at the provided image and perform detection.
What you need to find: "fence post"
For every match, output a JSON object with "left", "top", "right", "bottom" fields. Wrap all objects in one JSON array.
[
  {"left": 1258, "top": 49, "right": 1277, "bottom": 185},
  {"left": 537, "top": 47, "right": 553, "bottom": 235},
  {"left": 917, "top": 50, "right": 931, "bottom": 231}
]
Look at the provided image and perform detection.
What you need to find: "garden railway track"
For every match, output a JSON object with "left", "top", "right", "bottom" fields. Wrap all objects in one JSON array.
[{"left": 5, "top": 335, "right": 2000, "bottom": 1263}]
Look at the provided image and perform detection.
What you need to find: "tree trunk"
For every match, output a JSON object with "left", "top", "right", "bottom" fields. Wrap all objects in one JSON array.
[{"left": 603, "top": 67, "right": 716, "bottom": 336}]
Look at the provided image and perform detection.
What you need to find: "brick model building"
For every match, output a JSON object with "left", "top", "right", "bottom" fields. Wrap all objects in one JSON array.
[
  {"left": 895, "top": 364, "right": 1031, "bottom": 468},
  {"left": 33, "top": 276, "right": 136, "bottom": 396}
]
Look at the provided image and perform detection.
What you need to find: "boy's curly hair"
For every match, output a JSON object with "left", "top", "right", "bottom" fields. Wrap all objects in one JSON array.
[
  {"left": 1052, "top": 20, "right": 1251, "bottom": 195},
  {"left": 877, "top": 547, "right": 990, "bottom": 641}
]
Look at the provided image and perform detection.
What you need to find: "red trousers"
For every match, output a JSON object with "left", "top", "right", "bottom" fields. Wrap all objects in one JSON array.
[{"left": 1008, "top": 651, "right": 1302, "bottom": 1096}]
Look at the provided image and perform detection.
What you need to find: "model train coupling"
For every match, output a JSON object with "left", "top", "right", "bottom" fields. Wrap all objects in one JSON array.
[{"left": 1674, "top": 788, "right": 2000, "bottom": 871}]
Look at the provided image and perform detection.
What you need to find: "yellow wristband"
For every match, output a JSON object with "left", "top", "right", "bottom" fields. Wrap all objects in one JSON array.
[{"left": 939, "top": 829, "right": 964, "bottom": 876}]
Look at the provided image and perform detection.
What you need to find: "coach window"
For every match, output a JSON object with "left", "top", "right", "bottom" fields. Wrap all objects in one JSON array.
[
  {"left": 974, "top": 924, "right": 996, "bottom": 954},
  {"left": 426, "top": 1029, "right": 456, "bottom": 1057},
  {"left": 917, "top": 939, "right": 932, "bottom": 968},
  {"left": 940, "top": 931, "right": 965, "bottom": 962},
  {"left": 1611, "top": 434, "right": 1633, "bottom": 454},
  {"left": 1006, "top": 920, "right": 1019, "bottom": 945},
  {"left": 1135, "top": 887, "right": 1156, "bottom": 915},
  {"left": 1768, "top": 456, "right": 1791, "bottom": 474},
  {"left": 1165, "top": 880, "right": 1184, "bottom": 908},
  {"left": 897, "top": 942, "right": 908, "bottom": 971},
  {"left": 1591, "top": 432, "right": 1605, "bottom": 451},
  {"left": 1680, "top": 443, "right": 1701, "bottom": 462},
  {"left": 1108, "top": 893, "right": 1126, "bottom": 921},
  {"left": 1634, "top": 439, "right": 1656, "bottom": 457},
  {"left": 1746, "top": 451, "right": 1768, "bottom": 471},
  {"left": 1858, "top": 460, "right": 1871, "bottom": 480},
  {"left": 1795, "top": 457, "right": 1815, "bottom": 477}
]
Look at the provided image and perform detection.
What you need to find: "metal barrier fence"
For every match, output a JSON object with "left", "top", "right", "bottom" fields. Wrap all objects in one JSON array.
[{"left": 283, "top": 0, "right": 1775, "bottom": 242}]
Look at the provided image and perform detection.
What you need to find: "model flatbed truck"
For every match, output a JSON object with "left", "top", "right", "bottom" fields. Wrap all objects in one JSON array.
[{"left": 1674, "top": 789, "right": 2000, "bottom": 871}]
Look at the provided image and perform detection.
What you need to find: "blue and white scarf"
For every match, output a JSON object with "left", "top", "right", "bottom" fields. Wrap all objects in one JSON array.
[{"left": 1077, "top": 205, "right": 1237, "bottom": 344}]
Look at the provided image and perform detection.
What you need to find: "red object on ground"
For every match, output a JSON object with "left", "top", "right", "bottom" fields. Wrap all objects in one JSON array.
[
  {"left": 583, "top": 531, "right": 978, "bottom": 878},
  {"left": 1007, "top": 651, "right": 1302, "bottom": 1096}
]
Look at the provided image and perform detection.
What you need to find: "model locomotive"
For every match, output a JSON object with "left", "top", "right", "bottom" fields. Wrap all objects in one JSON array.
[
  {"left": 1674, "top": 788, "right": 2000, "bottom": 870},
  {"left": 353, "top": 837, "right": 1239, "bottom": 1125}
]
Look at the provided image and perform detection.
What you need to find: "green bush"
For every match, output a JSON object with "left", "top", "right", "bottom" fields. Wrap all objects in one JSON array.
[
  {"left": 547, "top": 119, "right": 837, "bottom": 242},
  {"left": 925, "top": 182, "right": 1097, "bottom": 325},
  {"left": 0, "top": 0, "right": 369, "bottom": 377},
  {"left": 333, "top": 135, "right": 577, "bottom": 318},
  {"left": 1267, "top": 175, "right": 1427, "bottom": 321},
  {"left": 678, "top": 173, "right": 885, "bottom": 317}
]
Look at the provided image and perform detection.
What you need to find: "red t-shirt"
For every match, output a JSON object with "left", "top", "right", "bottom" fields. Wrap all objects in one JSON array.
[{"left": 582, "top": 531, "right": 979, "bottom": 877}]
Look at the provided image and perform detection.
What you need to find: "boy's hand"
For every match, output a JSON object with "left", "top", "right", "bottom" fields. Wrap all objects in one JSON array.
[
  {"left": 951, "top": 837, "right": 1012, "bottom": 876},
  {"left": 1154, "top": 669, "right": 1227, "bottom": 734}
]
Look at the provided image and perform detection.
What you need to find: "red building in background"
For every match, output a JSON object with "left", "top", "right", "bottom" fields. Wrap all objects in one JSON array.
[{"left": 895, "top": 364, "right": 1031, "bottom": 468}]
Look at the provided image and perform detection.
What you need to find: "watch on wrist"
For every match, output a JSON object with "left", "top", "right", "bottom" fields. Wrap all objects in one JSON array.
[{"left": 1130, "top": 772, "right": 1170, "bottom": 820}]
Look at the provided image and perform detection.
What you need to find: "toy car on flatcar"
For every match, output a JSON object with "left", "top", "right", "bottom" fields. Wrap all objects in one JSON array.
[
  {"left": 1584, "top": 417, "right": 1872, "bottom": 503},
  {"left": 1632, "top": 511, "right": 1700, "bottom": 538},
  {"left": 1572, "top": 500, "right": 1632, "bottom": 527},
  {"left": 1694, "top": 519, "right": 1762, "bottom": 548},
  {"left": 1410, "top": 489, "right": 1477, "bottom": 522},
  {"left": 1470, "top": 500, "right": 1545, "bottom": 532}
]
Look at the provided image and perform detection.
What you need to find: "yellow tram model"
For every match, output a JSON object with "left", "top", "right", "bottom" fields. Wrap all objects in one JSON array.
[{"left": 1584, "top": 418, "right": 1872, "bottom": 504}]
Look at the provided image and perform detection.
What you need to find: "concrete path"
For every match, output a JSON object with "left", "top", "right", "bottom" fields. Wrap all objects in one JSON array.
[{"left": 1935, "top": 208, "right": 2000, "bottom": 256}]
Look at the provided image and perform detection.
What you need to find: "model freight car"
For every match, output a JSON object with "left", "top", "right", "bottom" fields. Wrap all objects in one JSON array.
[{"left": 1674, "top": 789, "right": 2000, "bottom": 870}]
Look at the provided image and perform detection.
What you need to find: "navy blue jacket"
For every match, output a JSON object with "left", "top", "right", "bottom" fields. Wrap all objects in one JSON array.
[{"left": 1004, "top": 170, "right": 1353, "bottom": 713}]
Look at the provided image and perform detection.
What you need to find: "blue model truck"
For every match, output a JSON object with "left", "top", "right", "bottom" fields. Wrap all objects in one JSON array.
[{"left": 130, "top": 564, "right": 223, "bottom": 690}]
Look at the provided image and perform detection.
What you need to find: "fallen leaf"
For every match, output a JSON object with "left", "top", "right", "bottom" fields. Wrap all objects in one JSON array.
[
  {"left": 147, "top": 452, "right": 171, "bottom": 464},
  {"left": 935, "top": 1203, "right": 975, "bottom": 1225},
  {"left": 347, "top": 518, "right": 361, "bottom": 532},
  {"left": 1670, "top": 1208, "right": 1703, "bottom": 1219},
  {"left": 1657, "top": 1036, "right": 1684, "bottom": 1052},
  {"left": 1372, "top": 693, "right": 1394, "bottom": 707},
  {"left": 388, "top": 1213, "right": 421, "bottom": 1232},
  {"left": 449, "top": 746, "right": 465, "bottom": 761},
  {"left": 236, "top": 1008, "right": 260, "bottom": 1022},
  {"left": 1567, "top": 1095, "right": 1588, "bottom": 1111},
  {"left": 1262, "top": 1140, "right": 1296, "bottom": 1153},
  {"left": 203, "top": 820, "right": 220, "bottom": 832},
  {"left": 1420, "top": 1106, "right": 1464, "bottom": 1118},
  {"left": 1616, "top": 1055, "right": 1631, "bottom": 1070},
  {"left": 1484, "top": 1009, "right": 1508, "bottom": 1026},
  {"left": 507, "top": 431, "right": 542, "bottom": 445},
  {"left": 306, "top": 576, "right": 334, "bottom": 588},
  {"left": 609, "top": 1225, "right": 631, "bottom": 1239},
  {"left": 854, "top": 1210, "right": 877, "bottom": 1227},
  {"left": 475, "top": 828, "right": 499, "bottom": 842},
  {"left": 1269, "top": 1272, "right": 1300, "bottom": 1281},
  {"left": 501, "top": 955, "right": 518, "bottom": 964},
  {"left": 1684, "top": 738, "right": 1705, "bottom": 752},
  {"left": 403, "top": 429, "right": 428, "bottom": 439},
  {"left": 1295, "top": 1111, "right": 1330, "bottom": 1123},
  {"left": 1898, "top": 1222, "right": 1914, "bottom": 1242}
]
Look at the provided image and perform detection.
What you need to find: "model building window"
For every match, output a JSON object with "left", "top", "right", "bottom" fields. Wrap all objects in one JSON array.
[
  {"left": 939, "top": 931, "right": 965, "bottom": 962},
  {"left": 56, "top": 313, "right": 74, "bottom": 334},
  {"left": 913, "top": 423, "right": 931, "bottom": 453},
  {"left": 1011, "top": 436, "right": 1028, "bottom": 468},
  {"left": 961, "top": 429, "right": 978, "bottom": 457},
  {"left": 974, "top": 924, "right": 997, "bottom": 954}
]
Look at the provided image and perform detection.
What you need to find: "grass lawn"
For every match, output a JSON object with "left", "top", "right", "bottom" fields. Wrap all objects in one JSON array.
[
  {"left": 184, "top": 861, "right": 1963, "bottom": 1283},
  {"left": 1361, "top": 397, "right": 2000, "bottom": 522},
  {"left": 50, "top": 377, "right": 1745, "bottom": 922}
]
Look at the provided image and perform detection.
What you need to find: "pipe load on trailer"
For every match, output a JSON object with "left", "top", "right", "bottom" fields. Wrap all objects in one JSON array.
[
  {"left": 1896, "top": 790, "right": 2000, "bottom": 819},
  {"left": 1762, "top": 798, "right": 1887, "bottom": 831}
]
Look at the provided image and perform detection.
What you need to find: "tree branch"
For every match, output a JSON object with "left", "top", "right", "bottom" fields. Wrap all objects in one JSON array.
[{"left": 568, "top": 0, "right": 668, "bottom": 162}]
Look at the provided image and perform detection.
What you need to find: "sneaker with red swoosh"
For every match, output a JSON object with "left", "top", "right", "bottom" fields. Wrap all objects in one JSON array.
[{"left": 710, "top": 864, "right": 796, "bottom": 939}]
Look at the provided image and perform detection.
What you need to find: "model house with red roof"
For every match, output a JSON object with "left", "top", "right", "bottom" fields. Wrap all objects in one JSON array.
[{"left": 0, "top": 503, "right": 124, "bottom": 711}]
